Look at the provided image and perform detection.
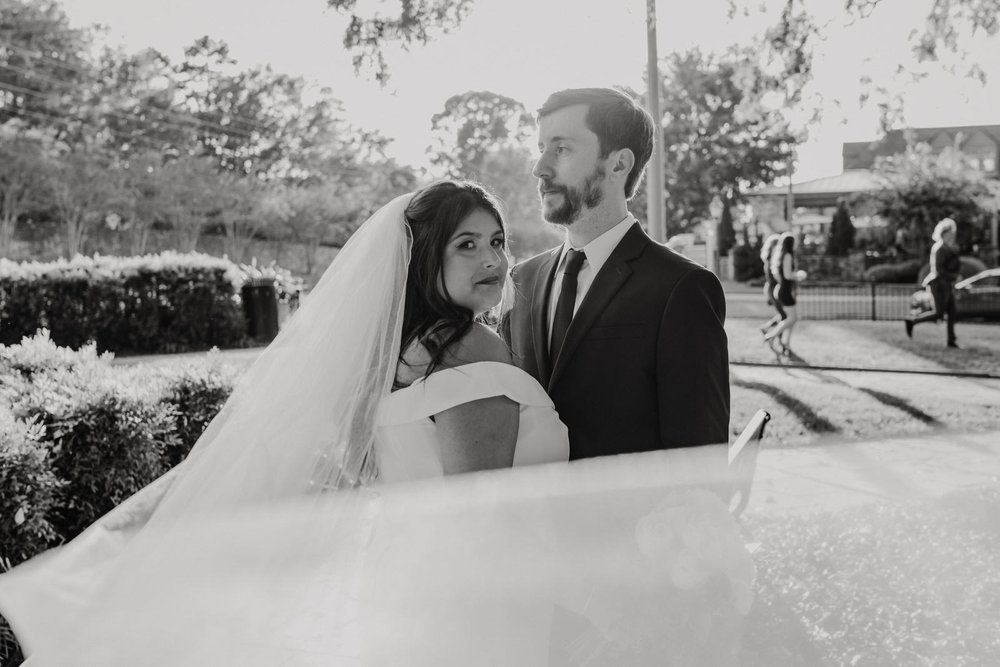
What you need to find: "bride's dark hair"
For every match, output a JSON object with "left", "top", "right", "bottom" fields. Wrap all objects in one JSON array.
[{"left": 399, "top": 180, "right": 507, "bottom": 383}]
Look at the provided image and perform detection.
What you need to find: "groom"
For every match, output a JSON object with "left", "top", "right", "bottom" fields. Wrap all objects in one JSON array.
[{"left": 503, "top": 87, "right": 730, "bottom": 459}]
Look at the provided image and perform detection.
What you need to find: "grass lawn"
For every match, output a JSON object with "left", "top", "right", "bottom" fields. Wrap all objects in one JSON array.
[
  {"left": 726, "top": 319, "right": 1000, "bottom": 448},
  {"left": 125, "top": 318, "right": 1000, "bottom": 451},
  {"left": 739, "top": 484, "right": 1000, "bottom": 666}
]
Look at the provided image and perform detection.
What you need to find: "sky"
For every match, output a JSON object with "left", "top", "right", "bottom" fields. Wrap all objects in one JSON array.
[{"left": 62, "top": 0, "right": 1000, "bottom": 183}]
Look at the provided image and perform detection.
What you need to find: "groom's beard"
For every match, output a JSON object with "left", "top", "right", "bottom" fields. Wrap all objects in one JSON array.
[{"left": 539, "top": 164, "right": 605, "bottom": 225}]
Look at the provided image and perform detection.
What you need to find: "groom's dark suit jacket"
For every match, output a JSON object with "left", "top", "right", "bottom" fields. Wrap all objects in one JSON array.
[{"left": 502, "top": 223, "right": 730, "bottom": 460}]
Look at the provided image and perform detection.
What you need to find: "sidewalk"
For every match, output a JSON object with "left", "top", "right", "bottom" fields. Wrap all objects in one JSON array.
[{"left": 746, "top": 428, "right": 1000, "bottom": 516}]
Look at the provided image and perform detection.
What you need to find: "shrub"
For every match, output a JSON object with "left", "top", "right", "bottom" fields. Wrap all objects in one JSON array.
[
  {"left": 0, "top": 329, "right": 111, "bottom": 382},
  {"left": 17, "top": 370, "right": 178, "bottom": 540},
  {"left": 916, "top": 255, "right": 988, "bottom": 284},
  {"left": 4, "top": 333, "right": 178, "bottom": 541},
  {"left": 733, "top": 242, "right": 764, "bottom": 282},
  {"left": 863, "top": 259, "right": 924, "bottom": 283},
  {"left": 0, "top": 253, "right": 248, "bottom": 354},
  {"left": 0, "top": 412, "right": 62, "bottom": 567},
  {"left": 158, "top": 356, "right": 237, "bottom": 467}
]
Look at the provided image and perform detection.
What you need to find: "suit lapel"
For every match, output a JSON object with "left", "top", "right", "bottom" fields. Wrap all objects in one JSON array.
[
  {"left": 548, "top": 224, "right": 648, "bottom": 391},
  {"left": 530, "top": 247, "right": 561, "bottom": 386}
]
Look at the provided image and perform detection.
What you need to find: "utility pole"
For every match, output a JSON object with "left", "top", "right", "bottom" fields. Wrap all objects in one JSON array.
[{"left": 645, "top": 0, "right": 666, "bottom": 243}]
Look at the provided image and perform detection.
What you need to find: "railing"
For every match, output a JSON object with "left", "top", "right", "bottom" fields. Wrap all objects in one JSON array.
[{"left": 797, "top": 282, "right": 917, "bottom": 321}]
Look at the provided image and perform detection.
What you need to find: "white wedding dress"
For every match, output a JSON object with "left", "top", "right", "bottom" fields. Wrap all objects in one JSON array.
[
  {"left": 0, "top": 192, "right": 753, "bottom": 666},
  {"left": 376, "top": 361, "right": 569, "bottom": 482}
]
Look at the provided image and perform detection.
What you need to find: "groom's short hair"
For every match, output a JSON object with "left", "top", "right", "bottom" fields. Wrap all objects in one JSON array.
[{"left": 537, "top": 88, "right": 655, "bottom": 200}]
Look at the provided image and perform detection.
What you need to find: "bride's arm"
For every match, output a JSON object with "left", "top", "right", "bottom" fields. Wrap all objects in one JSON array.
[{"left": 434, "top": 325, "right": 519, "bottom": 474}]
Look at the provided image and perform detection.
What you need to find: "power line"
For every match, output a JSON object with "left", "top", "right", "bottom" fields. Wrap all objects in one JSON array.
[
  {"left": 0, "top": 77, "right": 255, "bottom": 142},
  {"left": 0, "top": 61, "right": 258, "bottom": 138},
  {"left": 2, "top": 41, "right": 274, "bottom": 134},
  {"left": 0, "top": 104, "right": 192, "bottom": 155}
]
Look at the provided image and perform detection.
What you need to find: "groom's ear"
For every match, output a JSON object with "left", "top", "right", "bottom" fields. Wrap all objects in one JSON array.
[{"left": 609, "top": 148, "right": 635, "bottom": 183}]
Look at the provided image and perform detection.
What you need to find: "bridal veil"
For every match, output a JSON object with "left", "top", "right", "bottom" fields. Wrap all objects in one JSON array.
[{"left": 0, "top": 190, "right": 755, "bottom": 666}]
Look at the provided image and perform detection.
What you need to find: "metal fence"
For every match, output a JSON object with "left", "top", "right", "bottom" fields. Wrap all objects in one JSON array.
[
  {"left": 797, "top": 282, "right": 919, "bottom": 321},
  {"left": 797, "top": 281, "right": 1000, "bottom": 321}
]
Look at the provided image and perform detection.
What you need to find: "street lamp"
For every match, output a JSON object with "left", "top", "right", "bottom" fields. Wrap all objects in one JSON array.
[{"left": 645, "top": 0, "right": 666, "bottom": 243}]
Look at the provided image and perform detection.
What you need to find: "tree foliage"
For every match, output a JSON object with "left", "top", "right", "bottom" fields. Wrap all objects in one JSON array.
[
  {"left": 0, "top": 0, "right": 94, "bottom": 133},
  {"left": 866, "top": 142, "right": 999, "bottom": 255},
  {"left": 659, "top": 49, "right": 798, "bottom": 236},
  {"left": 476, "top": 145, "right": 562, "bottom": 259},
  {"left": 0, "top": 2, "right": 415, "bottom": 259},
  {"left": 729, "top": 0, "right": 1000, "bottom": 129},
  {"left": 46, "top": 145, "right": 129, "bottom": 256},
  {"left": 429, "top": 90, "right": 534, "bottom": 179},
  {"left": 327, "top": 0, "right": 476, "bottom": 84},
  {"left": 324, "top": 0, "right": 999, "bottom": 127},
  {"left": 0, "top": 120, "right": 58, "bottom": 254},
  {"left": 717, "top": 196, "right": 737, "bottom": 257},
  {"left": 827, "top": 198, "right": 856, "bottom": 256}
]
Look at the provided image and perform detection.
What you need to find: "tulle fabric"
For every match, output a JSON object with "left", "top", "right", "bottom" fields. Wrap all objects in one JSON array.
[
  {"left": 0, "top": 193, "right": 414, "bottom": 659},
  {"left": 11, "top": 445, "right": 750, "bottom": 666},
  {"left": 0, "top": 189, "right": 753, "bottom": 665}
]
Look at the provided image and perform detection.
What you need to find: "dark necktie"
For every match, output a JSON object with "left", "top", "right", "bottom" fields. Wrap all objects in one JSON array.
[{"left": 550, "top": 249, "right": 586, "bottom": 364}]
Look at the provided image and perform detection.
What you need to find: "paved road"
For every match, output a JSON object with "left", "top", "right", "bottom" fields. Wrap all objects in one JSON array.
[{"left": 746, "top": 428, "right": 1000, "bottom": 516}]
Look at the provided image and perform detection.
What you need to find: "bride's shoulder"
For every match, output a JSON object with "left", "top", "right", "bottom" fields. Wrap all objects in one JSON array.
[
  {"left": 445, "top": 323, "right": 512, "bottom": 368},
  {"left": 396, "top": 324, "right": 512, "bottom": 387}
]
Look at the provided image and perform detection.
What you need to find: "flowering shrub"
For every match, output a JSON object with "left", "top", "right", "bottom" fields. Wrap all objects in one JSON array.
[
  {"left": 0, "top": 412, "right": 62, "bottom": 567},
  {"left": 14, "top": 362, "right": 178, "bottom": 540},
  {"left": 0, "top": 252, "right": 247, "bottom": 354},
  {"left": 0, "top": 333, "right": 235, "bottom": 546},
  {"left": 158, "top": 354, "right": 237, "bottom": 467}
]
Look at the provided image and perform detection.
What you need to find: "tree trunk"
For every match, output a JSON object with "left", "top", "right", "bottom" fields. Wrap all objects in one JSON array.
[
  {"left": 64, "top": 211, "right": 85, "bottom": 257},
  {"left": 0, "top": 213, "right": 16, "bottom": 258}
]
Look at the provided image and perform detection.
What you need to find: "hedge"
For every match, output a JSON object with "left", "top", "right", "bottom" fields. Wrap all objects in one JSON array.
[
  {"left": 0, "top": 252, "right": 248, "bottom": 354},
  {"left": 864, "top": 256, "right": 988, "bottom": 284},
  {"left": 0, "top": 332, "right": 237, "bottom": 554}
]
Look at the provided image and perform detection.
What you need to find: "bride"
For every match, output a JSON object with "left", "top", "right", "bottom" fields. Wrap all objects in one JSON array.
[{"left": 0, "top": 181, "right": 752, "bottom": 666}]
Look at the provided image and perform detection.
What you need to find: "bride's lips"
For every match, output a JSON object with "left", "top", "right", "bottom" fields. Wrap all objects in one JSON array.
[{"left": 475, "top": 276, "right": 502, "bottom": 286}]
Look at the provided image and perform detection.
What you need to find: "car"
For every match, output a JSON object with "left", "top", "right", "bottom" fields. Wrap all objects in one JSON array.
[{"left": 910, "top": 268, "right": 1000, "bottom": 320}]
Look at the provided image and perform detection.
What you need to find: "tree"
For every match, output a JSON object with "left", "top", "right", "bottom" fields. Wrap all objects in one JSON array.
[
  {"left": 47, "top": 146, "right": 129, "bottom": 256},
  {"left": 477, "top": 145, "right": 562, "bottom": 260},
  {"left": 269, "top": 183, "right": 360, "bottom": 275},
  {"left": 827, "top": 198, "right": 856, "bottom": 256},
  {"left": 429, "top": 91, "right": 535, "bottom": 179},
  {"left": 658, "top": 49, "right": 798, "bottom": 236},
  {"left": 173, "top": 37, "right": 359, "bottom": 181},
  {"left": 159, "top": 155, "right": 219, "bottom": 252},
  {"left": 0, "top": 120, "right": 58, "bottom": 255},
  {"left": 216, "top": 174, "right": 267, "bottom": 262},
  {"left": 867, "top": 142, "right": 997, "bottom": 256},
  {"left": 90, "top": 46, "right": 198, "bottom": 160},
  {"left": 717, "top": 195, "right": 737, "bottom": 257},
  {"left": 0, "top": 0, "right": 95, "bottom": 134},
  {"left": 120, "top": 150, "right": 173, "bottom": 255},
  {"left": 326, "top": 0, "right": 476, "bottom": 84},
  {"left": 729, "top": 0, "right": 1000, "bottom": 128},
  {"left": 324, "top": 0, "right": 999, "bottom": 116}
]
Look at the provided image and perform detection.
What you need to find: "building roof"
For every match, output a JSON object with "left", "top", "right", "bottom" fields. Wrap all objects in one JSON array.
[
  {"left": 842, "top": 124, "right": 1000, "bottom": 170},
  {"left": 745, "top": 169, "right": 889, "bottom": 206}
]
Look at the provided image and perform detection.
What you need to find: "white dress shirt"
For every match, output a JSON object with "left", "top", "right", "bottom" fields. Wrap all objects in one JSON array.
[{"left": 548, "top": 215, "right": 636, "bottom": 345}]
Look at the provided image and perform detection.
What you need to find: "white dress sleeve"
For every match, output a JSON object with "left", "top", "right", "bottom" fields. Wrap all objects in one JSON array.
[
  {"left": 378, "top": 361, "right": 556, "bottom": 425},
  {"left": 376, "top": 362, "right": 569, "bottom": 482}
]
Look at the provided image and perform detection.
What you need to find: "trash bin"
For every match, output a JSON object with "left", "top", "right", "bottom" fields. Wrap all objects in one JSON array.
[{"left": 241, "top": 278, "right": 280, "bottom": 343}]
